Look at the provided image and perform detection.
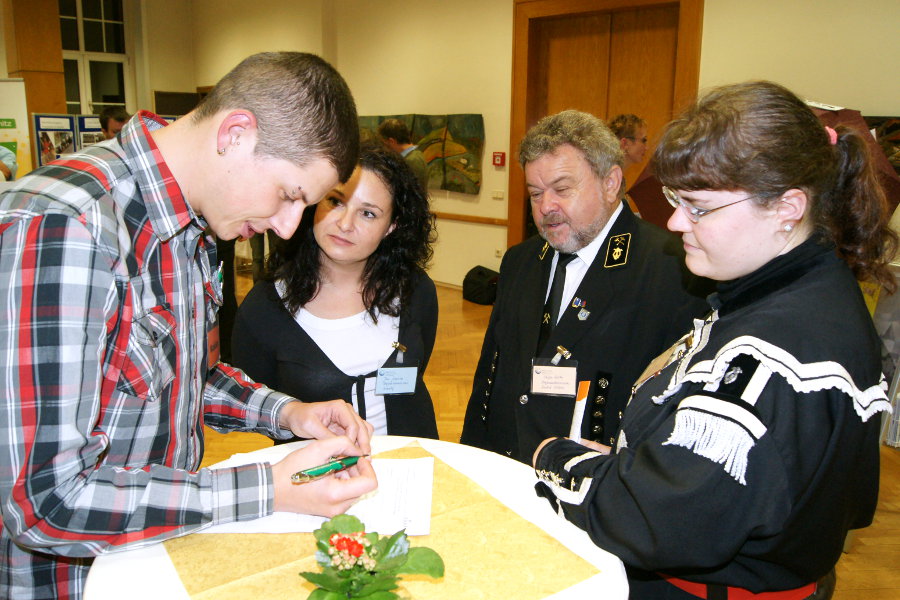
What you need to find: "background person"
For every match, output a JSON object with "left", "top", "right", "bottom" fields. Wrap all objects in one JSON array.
[
  {"left": 0, "top": 52, "right": 375, "bottom": 600},
  {"left": 533, "top": 81, "right": 896, "bottom": 600},
  {"left": 378, "top": 118, "right": 429, "bottom": 191},
  {"left": 0, "top": 144, "right": 16, "bottom": 181},
  {"left": 608, "top": 113, "right": 648, "bottom": 216},
  {"left": 98, "top": 105, "right": 131, "bottom": 140},
  {"left": 233, "top": 144, "right": 439, "bottom": 439},
  {"left": 461, "top": 109, "right": 709, "bottom": 464}
]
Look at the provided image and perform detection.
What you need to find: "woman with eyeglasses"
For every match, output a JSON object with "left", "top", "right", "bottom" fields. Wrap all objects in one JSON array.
[{"left": 533, "top": 81, "right": 897, "bottom": 600}]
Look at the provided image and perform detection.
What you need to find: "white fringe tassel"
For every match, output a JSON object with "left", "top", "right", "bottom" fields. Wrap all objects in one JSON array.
[{"left": 663, "top": 410, "right": 755, "bottom": 485}]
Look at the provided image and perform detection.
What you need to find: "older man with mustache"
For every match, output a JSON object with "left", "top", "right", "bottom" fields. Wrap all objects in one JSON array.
[{"left": 461, "top": 109, "right": 709, "bottom": 464}]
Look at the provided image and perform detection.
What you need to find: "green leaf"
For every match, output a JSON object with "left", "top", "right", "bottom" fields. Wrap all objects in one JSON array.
[
  {"left": 396, "top": 547, "right": 444, "bottom": 578},
  {"left": 306, "top": 589, "right": 339, "bottom": 600},
  {"left": 355, "top": 591, "right": 399, "bottom": 600},
  {"left": 355, "top": 575, "right": 399, "bottom": 596},
  {"left": 374, "top": 531, "right": 409, "bottom": 571},
  {"left": 300, "top": 571, "right": 352, "bottom": 593},
  {"left": 328, "top": 514, "right": 366, "bottom": 534}
]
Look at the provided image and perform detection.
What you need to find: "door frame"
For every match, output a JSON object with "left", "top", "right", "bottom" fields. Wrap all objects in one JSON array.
[{"left": 507, "top": 0, "right": 704, "bottom": 246}]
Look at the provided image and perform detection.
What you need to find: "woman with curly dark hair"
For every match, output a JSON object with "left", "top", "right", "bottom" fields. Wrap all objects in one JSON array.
[{"left": 232, "top": 144, "right": 439, "bottom": 439}]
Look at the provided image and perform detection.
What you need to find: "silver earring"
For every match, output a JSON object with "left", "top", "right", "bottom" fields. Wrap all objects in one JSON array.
[
  {"left": 217, "top": 148, "right": 225, "bottom": 155},
  {"left": 784, "top": 223, "right": 793, "bottom": 232}
]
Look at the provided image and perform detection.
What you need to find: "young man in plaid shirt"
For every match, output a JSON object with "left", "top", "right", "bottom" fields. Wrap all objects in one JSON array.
[{"left": 0, "top": 52, "right": 376, "bottom": 600}]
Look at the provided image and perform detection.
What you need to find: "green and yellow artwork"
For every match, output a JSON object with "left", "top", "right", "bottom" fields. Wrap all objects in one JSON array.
[{"left": 359, "top": 113, "right": 485, "bottom": 195}]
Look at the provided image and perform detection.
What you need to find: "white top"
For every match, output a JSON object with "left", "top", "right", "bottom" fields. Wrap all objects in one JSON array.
[
  {"left": 292, "top": 306, "right": 400, "bottom": 435},
  {"left": 546, "top": 202, "right": 623, "bottom": 323}
]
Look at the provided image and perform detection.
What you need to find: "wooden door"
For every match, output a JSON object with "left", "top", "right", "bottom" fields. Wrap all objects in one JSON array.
[{"left": 508, "top": 0, "right": 704, "bottom": 246}]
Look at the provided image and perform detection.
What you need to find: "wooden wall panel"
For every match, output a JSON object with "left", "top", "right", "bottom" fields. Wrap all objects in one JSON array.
[
  {"left": 22, "top": 71, "right": 67, "bottom": 114},
  {"left": 508, "top": 0, "right": 703, "bottom": 246},
  {"left": 529, "top": 13, "right": 611, "bottom": 123},
  {"left": 4, "top": 0, "right": 64, "bottom": 73},
  {"left": 607, "top": 5, "right": 678, "bottom": 186},
  {"left": 4, "top": 0, "right": 66, "bottom": 153}
]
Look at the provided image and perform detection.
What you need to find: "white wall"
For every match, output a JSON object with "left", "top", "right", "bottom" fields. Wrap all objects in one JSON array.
[
  {"left": 128, "top": 0, "right": 899, "bottom": 285},
  {"left": 332, "top": 0, "right": 512, "bottom": 285},
  {"left": 699, "top": 0, "right": 900, "bottom": 116},
  {"left": 191, "top": 0, "right": 326, "bottom": 86},
  {"left": 135, "top": 0, "right": 196, "bottom": 112}
]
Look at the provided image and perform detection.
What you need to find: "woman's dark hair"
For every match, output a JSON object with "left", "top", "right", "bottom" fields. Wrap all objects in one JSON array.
[
  {"left": 653, "top": 80, "right": 897, "bottom": 291},
  {"left": 270, "top": 143, "right": 436, "bottom": 319}
]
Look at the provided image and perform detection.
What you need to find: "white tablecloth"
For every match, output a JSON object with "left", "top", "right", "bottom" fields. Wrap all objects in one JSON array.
[{"left": 84, "top": 436, "right": 627, "bottom": 599}]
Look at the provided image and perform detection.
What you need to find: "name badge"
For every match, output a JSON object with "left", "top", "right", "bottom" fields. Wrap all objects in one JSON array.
[
  {"left": 530, "top": 358, "right": 578, "bottom": 397},
  {"left": 375, "top": 366, "right": 418, "bottom": 395}
]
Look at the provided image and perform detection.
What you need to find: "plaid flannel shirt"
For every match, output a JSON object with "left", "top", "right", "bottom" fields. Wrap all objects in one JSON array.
[{"left": 0, "top": 112, "right": 297, "bottom": 600}]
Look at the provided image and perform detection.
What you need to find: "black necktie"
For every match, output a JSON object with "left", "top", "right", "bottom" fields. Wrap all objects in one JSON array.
[{"left": 537, "top": 252, "right": 576, "bottom": 353}]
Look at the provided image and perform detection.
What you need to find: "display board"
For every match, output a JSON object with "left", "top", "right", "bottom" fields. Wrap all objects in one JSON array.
[
  {"left": 33, "top": 114, "right": 76, "bottom": 167},
  {"left": 77, "top": 115, "right": 104, "bottom": 148}
]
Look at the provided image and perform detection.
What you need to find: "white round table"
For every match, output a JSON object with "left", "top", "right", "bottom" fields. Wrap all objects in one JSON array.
[{"left": 85, "top": 436, "right": 627, "bottom": 599}]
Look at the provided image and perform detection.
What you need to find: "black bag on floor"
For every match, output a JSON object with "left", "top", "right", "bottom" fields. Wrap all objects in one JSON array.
[{"left": 463, "top": 265, "right": 499, "bottom": 305}]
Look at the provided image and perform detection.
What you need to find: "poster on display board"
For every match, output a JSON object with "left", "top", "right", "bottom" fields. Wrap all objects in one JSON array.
[
  {"left": 77, "top": 115, "right": 105, "bottom": 147},
  {"left": 33, "top": 114, "right": 76, "bottom": 167},
  {"left": 0, "top": 79, "right": 33, "bottom": 180}
]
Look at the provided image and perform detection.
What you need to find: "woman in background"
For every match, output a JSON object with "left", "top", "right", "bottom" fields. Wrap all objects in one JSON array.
[
  {"left": 534, "top": 81, "right": 896, "bottom": 599},
  {"left": 233, "top": 144, "right": 439, "bottom": 439}
]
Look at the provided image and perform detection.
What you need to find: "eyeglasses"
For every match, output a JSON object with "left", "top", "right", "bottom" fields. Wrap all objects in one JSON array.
[
  {"left": 662, "top": 186, "right": 756, "bottom": 223},
  {"left": 625, "top": 136, "right": 648, "bottom": 144}
]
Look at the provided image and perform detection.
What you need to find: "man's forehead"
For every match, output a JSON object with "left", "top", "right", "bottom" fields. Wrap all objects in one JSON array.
[{"left": 526, "top": 148, "right": 586, "bottom": 180}]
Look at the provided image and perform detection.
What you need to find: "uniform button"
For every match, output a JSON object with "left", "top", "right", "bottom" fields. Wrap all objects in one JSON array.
[
  {"left": 519, "top": 394, "right": 529, "bottom": 405},
  {"left": 594, "top": 395, "right": 606, "bottom": 405},
  {"left": 593, "top": 438, "right": 603, "bottom": 444},
  {"left": 505, "top": 450, "right": 512, "bottom": 456},
  {"left": 593, "top": 410, "right": 603, "bottom": 418},
  {"left": 487, "top": 378, "right": 492, "bottom": 385},
  {"left": 609, "top": 436, "right": 615, "bottom": 445},
  {"left": 592, "top": 425, "right": 602, "bottom": 433},
  {"left": 618, "top": 411, "right": 623, "bottom": 419},
  {"left": 598, "top": 378, "right": 609, "bottom": 388}
]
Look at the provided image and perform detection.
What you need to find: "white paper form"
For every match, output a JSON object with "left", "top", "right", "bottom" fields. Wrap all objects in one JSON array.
[{"left": 199, "top": 457, "right": 434, "bottom": 536}]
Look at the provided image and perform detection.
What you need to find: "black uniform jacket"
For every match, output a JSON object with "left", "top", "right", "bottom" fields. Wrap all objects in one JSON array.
[
  {"left": 534, "top": 239, "right": 888, "bottom": 593},
  {"left": 231, "top": 271, "right": 439, "bottom": 439},
  {"left": 461, "top": 206, "right": 709, "bottom": 462}
]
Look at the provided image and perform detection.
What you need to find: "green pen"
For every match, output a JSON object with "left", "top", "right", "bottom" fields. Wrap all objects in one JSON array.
[{"left": 291, "top": 455, "right": 362, "bottom": 484}]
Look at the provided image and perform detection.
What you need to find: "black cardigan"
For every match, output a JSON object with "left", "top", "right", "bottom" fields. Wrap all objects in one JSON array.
[{"left": 231, "top": 271, "right": 439, "bottom": 439}]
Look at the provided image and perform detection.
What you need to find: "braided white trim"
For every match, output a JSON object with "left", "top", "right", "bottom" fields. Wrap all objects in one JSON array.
[{"left": 653, "top": 332, "right": 891, "bottom": 423}]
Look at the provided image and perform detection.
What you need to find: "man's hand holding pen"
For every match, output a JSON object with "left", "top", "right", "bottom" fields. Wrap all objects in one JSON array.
[
  {"left": 279, "top": 399, "right": 374, "bottom": 454},
  {"left": 271, "top": 435, "right": 377, "bottom": 518}
]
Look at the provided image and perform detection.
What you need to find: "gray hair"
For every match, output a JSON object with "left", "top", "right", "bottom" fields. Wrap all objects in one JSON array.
[{"left": 518, "top": 110, "right": 623, "bottom": 178}]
